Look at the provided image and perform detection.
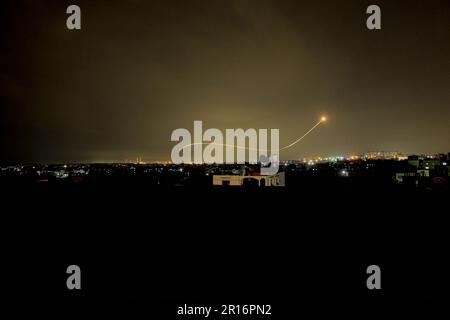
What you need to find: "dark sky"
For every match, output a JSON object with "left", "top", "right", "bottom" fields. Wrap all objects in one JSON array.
[{"left": 1, "top": 0, "right": 449, "bottom": 163}]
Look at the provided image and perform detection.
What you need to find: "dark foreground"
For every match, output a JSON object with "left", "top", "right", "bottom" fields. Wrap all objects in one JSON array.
[{"left": 1, "top": 177, "right": 449, "bottom": 308}]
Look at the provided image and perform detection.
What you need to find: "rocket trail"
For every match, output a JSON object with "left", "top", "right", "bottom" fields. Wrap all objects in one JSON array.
[
  {"left": 180, "top": 117, "right": 327, "bottom": 153},
  {"left": 279, "top": 118, "right": 324, "bottom": 151}
]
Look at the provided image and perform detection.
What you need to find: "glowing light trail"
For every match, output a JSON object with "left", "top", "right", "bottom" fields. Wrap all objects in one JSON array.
[
  {"left": 279, "top": 117, "right": 326, "bottom": 151},
  {"left": 180, "top": 116, "right": 327, "bottom": 153}
]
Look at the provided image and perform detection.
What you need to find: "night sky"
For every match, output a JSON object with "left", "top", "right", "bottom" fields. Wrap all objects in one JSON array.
[{"left": 1, "top": 0, "right": 449, "bottom": 163}]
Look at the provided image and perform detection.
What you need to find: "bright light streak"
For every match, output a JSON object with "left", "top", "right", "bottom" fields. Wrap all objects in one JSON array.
[
  {"left": 180, "top": 116, "right": 328, "bottom": 153},
  {"left": 279, "top": 116, "right": 327, "bottom": 151}
]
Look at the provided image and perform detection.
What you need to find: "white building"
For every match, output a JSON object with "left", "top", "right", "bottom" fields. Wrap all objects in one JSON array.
[{"left": 213, "top": 172, "right": 285, "bottom": 187}]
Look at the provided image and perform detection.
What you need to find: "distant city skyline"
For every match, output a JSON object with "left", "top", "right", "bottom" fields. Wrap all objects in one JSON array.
[
  {"left": 1, "top": 0, "right": 450, "bottom": 163},
  {"left": 2, "top": 149, "right": 449, "bottom": 165}
]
